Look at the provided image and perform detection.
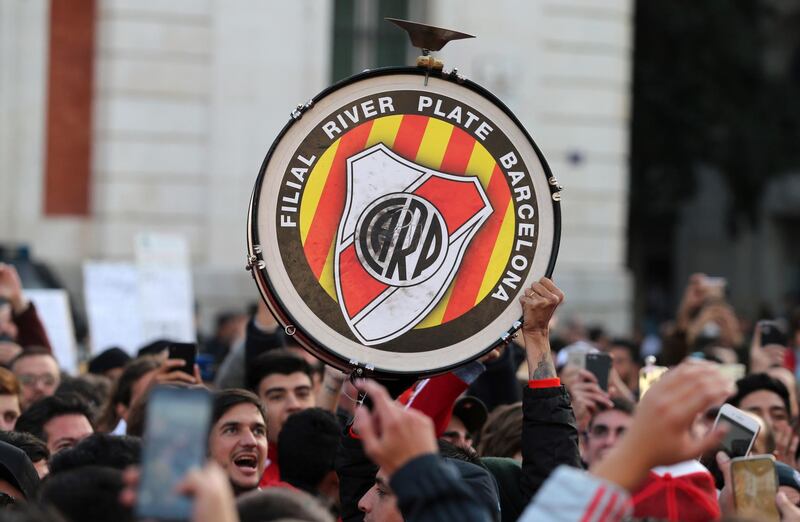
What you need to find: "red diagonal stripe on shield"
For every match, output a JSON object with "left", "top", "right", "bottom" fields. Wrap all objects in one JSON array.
[
  {"left": 443, "top": 164, "right": 512, "bottom": 322},
  {"left": 339, "top": 175, "right": 488, "bottom": 319},
  {"left": 304, "top": 121, "right": 374, "bottom": 279}
]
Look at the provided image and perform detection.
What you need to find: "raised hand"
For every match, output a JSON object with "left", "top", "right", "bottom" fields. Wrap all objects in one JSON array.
[
  {"left": 592, "top": 361, "right": 736, "bottom": 491},
  {"left": 519, "top": 277, "right": 564, "bottom": 380},
  {"left": 353, "top": 379, "right": 438, "bottom": 477},
  {"left": 0, "top": 263, "right": 27, "bottom": 314}
]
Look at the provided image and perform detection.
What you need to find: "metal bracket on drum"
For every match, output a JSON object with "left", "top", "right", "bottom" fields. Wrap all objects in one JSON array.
[
  {"left": 447, "top": 68, "right": 466, "bottom": 84},
  {"left": 290, "top": 100, "right": 314, "bottom": 120},
  {"left": 245, "top": 244, "right": 266, "bottom": 272},
  {"left": 500, "top": 320, "right": 523, "bottom": 345},
  {"left": 548, "top": 176, "right": 564, "bottom": 202},
  {"left": 347, "top": 359, "right": 376, "bottom": 374}
]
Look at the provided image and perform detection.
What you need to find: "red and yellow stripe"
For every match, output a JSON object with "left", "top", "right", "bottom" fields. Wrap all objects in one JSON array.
[{"left": 297, "top": 114, "right": 517, "bottom": 327}]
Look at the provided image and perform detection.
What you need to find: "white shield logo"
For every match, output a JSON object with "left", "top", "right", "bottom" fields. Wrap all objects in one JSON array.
[{"left": 334, "top": 143, "right": 492, "bottom": 345}]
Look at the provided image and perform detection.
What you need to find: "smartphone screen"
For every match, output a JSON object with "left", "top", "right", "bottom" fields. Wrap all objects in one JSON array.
[
  {"left": 719, "top": 415, "right": 757, "bottom": 458},
  {"left": 586, "top": 353, "right": 611, "bottom": 391},
  {"left": 168, "top": 343, "right": 198, "bottom": 377},
  {"left": 137, "top": 386, "right": 211, "bottom": 520},
  {"left": 732, "top": 456, "right": 780, "bottom": 522}
]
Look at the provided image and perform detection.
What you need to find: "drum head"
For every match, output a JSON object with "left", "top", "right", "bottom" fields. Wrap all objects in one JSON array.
[{"left": 248, "top": 67, "right": 560, "bottom": 377}]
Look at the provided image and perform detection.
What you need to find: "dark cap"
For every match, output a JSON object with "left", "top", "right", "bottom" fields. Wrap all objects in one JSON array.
[
  {"left": 0, "top": 440, "right": 39, "bottom": 499},
  {"left": 137, "top": 339, "right": 172, "bottom": 357},
  {"left": 88, "top": 347, "right": 131, "bottom": 375},
  {"left": 453, "top": 396, "right": 488, "bottom": 435}
]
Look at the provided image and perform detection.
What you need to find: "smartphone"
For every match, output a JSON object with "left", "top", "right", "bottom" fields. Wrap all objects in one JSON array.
[
  {"left": 136, "top": 386, "right": 212, "bottom": 520},
  {"left": 714, "top": 404, "right": 761, "bottom": 458},
  {"left": 586, "top": 353, "right": 612, "bottom": 391},
  {"left": 731, "top": 455, "right": 780, "bottom": 522},
  {"left": 759, "top": 320, "right": 788, "bottom": 348},
  {"left": 168, "top": 343, "right": 197, "bottom": 377},
  {"left": 639, "top": 364, "right": 668, "bottom": 398}
]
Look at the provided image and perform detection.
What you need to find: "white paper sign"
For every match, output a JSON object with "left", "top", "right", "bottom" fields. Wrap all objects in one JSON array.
[
  {"left": 83, "top": 262, "right": 143, "bottom": 356},
  {"left": 24, "top": 289, "right": 79, "bottom": 373},
  {"left": 135, "top": 232, "right": 196, "bottom": 345}
]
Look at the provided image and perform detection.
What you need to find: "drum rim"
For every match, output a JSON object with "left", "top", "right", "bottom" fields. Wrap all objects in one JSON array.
[{"left": 247, "top": 65, "right": 562, "bottom": 377}]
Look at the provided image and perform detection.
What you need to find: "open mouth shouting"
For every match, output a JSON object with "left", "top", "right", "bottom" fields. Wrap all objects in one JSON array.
[{"left": 232, "top": 451, "right": 260, "bottom": 475}]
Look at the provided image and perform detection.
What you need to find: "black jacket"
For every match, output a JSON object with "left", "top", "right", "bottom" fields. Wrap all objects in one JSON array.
[
  {"left": 520, "top": 385, "right": 582, "bottom": 502},
  {"left": 335, "top": 428, "right": 376, "bottom": 522}
]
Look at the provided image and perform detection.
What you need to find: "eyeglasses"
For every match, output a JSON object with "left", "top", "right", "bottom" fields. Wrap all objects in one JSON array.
[
  {"left": 17, "top": 374, "right": 57, "bottom": 387},
  {"left": 588, "top": 424, "right": 627, "bottom": 439}
]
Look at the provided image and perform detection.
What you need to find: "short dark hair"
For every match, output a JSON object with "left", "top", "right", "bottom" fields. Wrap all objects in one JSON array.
[
  {"left": 588, "top": 398, "right": 636, "bottom": 430},
  {"left": 38, "top": 466, "right": 133, "bottom": 522},
  {"left": 211, "top": 389, "right": 267, "bottom": 429},
  {"left": 728, "top": 373, "right": 791, "bottom": 415},
  {"left": 87, "top": 347, "right": 131, "bottom": 375},
  {"left": 49, "top": 433, "right": 141, "bottom": 474},
  {"left": 278, "top": 408, "right": 339, "bottom": 493},
  {"left": 609, "top": 339, "right": 639, "bottom": 362},
  {"left": 236, "top": 488, "right": 334, "bottom": 522},
  {"left": 15, "top": 393, "right": 93, "bottom": 443},
  {"left": 56, "top": 374, "right": 111, "bottom": 417},
  {"left": 10, "top": 346, "right": 56, "bottom": 370},
  {"left": 0, "top": 431, "right": 49, "bottom": 464},
  {"left": 246, "top": 350, "right": 313, "bottom": 392}
]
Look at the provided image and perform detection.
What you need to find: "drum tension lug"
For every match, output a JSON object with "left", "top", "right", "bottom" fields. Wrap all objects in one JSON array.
[
  {"left": 501, "top": 320, "right": 523, "bottom": 344},
  {"left": 548, "top": 176, "right": 564, "bottom": 192},
  {"left": 290, "top": 100, "right": 314, "bottom": 120},
  {"left": 347, "top": 360, "right": 375, "bottom": 376},
  {"left": 246, "top": 245, "right": 265, "bottom": 271},
  {"left": 447, "top": 68, "right": 466, "bottom": 83},
  {"left": 245, "top": 254, "right": 257, "bottom": 271}
]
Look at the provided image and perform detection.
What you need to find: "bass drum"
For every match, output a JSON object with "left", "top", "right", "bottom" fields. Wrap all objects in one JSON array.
[{"left": 247, "top": 67, "right": 561, "bottom": 378}]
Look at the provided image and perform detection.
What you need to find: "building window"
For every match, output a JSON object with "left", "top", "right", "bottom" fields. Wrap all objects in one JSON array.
[{"left": 331, "top": 0, "right": 412, "bottom": 82}]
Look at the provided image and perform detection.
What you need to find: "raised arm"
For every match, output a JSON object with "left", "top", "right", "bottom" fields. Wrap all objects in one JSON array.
[
  {"left": 518, "top": 278, "right": 582, "bottom": 502},
  {"left": 520, "top": 360, "right": 735, "bottom": 522},
  {"left": 0, "top": 263, "right": 52, "bottom": 352}
]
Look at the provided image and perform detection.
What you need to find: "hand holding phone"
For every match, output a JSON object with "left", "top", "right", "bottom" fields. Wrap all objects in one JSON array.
[
  {"left": 136, "top": 386, "right": 212, "bottom": 520},
  {"left": 732, "top": 455, "right": 780, "bottom": 522}
]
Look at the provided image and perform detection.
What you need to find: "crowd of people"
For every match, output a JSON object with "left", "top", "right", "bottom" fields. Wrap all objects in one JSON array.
[{"left": 1, "top": 260, "right": 800, "bottom": 521}]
